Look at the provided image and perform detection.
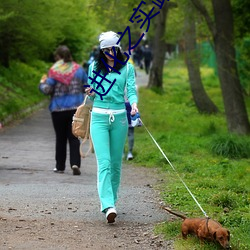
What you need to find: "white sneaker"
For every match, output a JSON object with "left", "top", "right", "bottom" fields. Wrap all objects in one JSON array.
[
  {"left": 53, "top": 168, "right": 64, "bottom": 173},
  {"left": 105, "top": 207, "right": 117, "bottom": 223},
  {"left": 127, "top": 152, "right": 133, "bottom": 160}
]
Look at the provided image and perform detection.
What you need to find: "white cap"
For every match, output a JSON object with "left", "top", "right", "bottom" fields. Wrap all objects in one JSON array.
[{"left": 99, "top": 31, "right": 121, "bottom": 49}]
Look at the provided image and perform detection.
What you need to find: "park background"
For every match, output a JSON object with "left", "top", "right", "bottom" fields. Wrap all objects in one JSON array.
[{"left": 0, "top": 0, "right": 249, "bottom": 249}]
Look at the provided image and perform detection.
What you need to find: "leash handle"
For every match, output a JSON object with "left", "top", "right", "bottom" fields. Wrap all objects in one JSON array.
[{"left": 139, "top": 118, "right": 209, "bottom": 218}]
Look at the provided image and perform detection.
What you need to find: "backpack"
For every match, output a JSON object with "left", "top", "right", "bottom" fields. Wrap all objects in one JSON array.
[{"left": 72, "top": 95, "right": 93, "bottom": 158}]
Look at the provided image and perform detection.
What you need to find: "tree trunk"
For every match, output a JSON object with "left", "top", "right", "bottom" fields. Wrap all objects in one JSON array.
[
  {"left": 184, "top": 4, "right": 218, "bottom": 114},
  {"left": 212, "top": 0, "right": 250, "bottom": 134},
  {"left": 147, "top": 2, "right": 169, "bottom": 89}
]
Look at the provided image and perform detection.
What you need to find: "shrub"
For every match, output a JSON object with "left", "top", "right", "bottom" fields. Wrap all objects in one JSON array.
[{"left": 210, "top": 135, "right": 250, "bottom": 159}]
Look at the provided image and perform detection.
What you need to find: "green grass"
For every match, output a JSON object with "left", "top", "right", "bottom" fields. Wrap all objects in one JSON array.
[
  {"left": 129, "top": 58, "right": 250, "bottom": 250},
  {"left": 0, "top": 60, "right": 50, "bottom": 123}
]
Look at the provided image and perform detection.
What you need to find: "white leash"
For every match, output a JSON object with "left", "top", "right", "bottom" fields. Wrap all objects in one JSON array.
[{"left": 139, "top": 118, "right": 209, "bottom": 218}]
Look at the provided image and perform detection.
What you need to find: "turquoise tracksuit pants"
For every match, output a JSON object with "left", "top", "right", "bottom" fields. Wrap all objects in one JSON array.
[{"left": 90, "top": 111, "right": 128, "bottom": 212}]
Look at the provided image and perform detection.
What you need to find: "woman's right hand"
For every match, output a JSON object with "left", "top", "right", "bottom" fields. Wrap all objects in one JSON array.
[
  {"left": 131, "top": 103, "right": 138, "bottom": 116},
  {"left": 85, "top": 87, "right": 95, "bottom": 97}
]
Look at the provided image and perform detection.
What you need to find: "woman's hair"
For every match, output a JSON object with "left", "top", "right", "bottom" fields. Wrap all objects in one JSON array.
[
  {"left": 95, "top": 48, "right": 126, "bottom": 74},
  {"left": 54, "top": 45, "right": 73, "bottom": 63}
]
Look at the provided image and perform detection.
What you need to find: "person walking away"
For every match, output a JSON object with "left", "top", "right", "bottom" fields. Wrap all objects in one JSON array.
[
  {"left": 135, "top": 45, "right": 144, "bottom": 69},
  {"left": 85, "top": 31, "right": 138, "bottom": 223},
  {"left": 39, "top": 45, "right": 88, "bottom": 175},
  {"left": 143, "top": 44, "right": 152, "bottom": 74}
]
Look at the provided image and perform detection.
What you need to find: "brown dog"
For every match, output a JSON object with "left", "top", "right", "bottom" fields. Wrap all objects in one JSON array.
[{"left": 163, "top": 207, "right": 231, "bottom": 249}]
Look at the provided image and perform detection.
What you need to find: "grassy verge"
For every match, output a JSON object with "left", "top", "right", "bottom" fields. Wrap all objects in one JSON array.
[
  {"left": 0, "top": 60, "right": 50, "bottom": 124},
  {"left": 129, "top": 58, "right": 250, "bottom": 250}
]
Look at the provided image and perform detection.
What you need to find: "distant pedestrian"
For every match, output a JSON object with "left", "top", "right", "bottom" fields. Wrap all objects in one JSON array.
[
  {"left": 39, "top": 45, "right": 88, "bottom": 175},
  {"left": 86, "top": 46, "right": 99, "bottom": 71},
  {"left": 143, "top": 45, "right": 152, "bottom": 74},
  {"left": 133, "top": 45, "right": 144, "bottom": 69}
]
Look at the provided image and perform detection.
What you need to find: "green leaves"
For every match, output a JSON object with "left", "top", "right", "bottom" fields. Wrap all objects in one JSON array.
[{"left": 0, "top": 0, "right": 99, "bottom": 66}]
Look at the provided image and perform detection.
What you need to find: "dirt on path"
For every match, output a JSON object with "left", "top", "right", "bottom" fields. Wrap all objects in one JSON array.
[{"left": 0, "top": 71, "right": 174, "bottom": 250}]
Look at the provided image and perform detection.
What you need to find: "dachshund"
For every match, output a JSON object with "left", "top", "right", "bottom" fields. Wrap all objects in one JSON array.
[{"left": 162, "top": 206, "right": 231, "bottom": 249}]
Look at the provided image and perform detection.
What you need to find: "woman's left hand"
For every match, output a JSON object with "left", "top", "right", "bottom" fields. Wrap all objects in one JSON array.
[
  {"left": 40, "top": 74, "right": 47, "bottom": 84},
  {"left": 131, "top": 103, "right": 138, "bottom": 116}
]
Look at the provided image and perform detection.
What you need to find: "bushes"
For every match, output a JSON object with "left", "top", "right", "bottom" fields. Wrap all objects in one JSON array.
[
  {"left": 0, "top": 60, "right": 48, "bottom": 123},
  {"left": 210, "top": 135, "right": 250, "bottom": 159}
]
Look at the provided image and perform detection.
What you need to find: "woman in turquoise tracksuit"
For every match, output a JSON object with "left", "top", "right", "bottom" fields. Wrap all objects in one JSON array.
[{"left": 85, "top": 31, "right": 138, "bottom": 223}]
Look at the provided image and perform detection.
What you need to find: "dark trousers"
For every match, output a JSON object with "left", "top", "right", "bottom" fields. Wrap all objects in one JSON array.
[
  {"left": 125, "top": 102, "right": 134, "bottom": 153},
  {"left": 127, "top": 127, "right": 134, "bottom": 152},
  {"left": 51, "top": 110, "right": 80, "bottom": 171},
  {"left": 144, "top": 59, "right": 151, "bottom": 74}
]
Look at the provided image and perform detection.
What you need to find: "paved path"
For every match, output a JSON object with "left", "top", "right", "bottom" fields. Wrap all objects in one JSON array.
[
  {"left": 0, "top": 72, "right": 174, "bottom": 249},
  {"left": 0, "top": 106, "right": 164, "bottom": 224},
  {"left": 0, "top": 68, "right": 152, "bottom": 224},
  {"left": 135, "top": 68, "right": 149, "bottom": 88}
]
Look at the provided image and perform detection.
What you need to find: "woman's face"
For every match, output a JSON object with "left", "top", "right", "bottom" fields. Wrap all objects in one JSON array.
[{"left": 102, "top": 47, "right": 119, "bottom": 61}]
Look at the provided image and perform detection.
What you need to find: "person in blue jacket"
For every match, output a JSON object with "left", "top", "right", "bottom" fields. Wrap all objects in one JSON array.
[
  {"left": 39, "top": 45, "right": 87, "bottom": 176},
  {"left": 85, "top": 31, "right": 139, "bottom": 223}
]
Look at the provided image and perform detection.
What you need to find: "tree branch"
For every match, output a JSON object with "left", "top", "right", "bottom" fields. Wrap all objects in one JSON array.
[{"left": 190, "top": 0, "right": 216, "bottom": 37}]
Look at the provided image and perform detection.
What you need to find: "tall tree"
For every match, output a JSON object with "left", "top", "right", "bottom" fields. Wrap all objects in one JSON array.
[
  {"left": 148, "top": 2, "right": 171, "bottom": 89},
  {"left": 184, "top": 1, "right": 218, "bottom": 114},
  {"left": 191, "top": 0, "right": 250, "bottom": 134}
]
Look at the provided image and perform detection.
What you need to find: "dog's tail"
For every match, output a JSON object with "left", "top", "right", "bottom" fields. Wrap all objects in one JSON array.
[{"left": 162, "top": 206, "right": 187, "bottom": 220}]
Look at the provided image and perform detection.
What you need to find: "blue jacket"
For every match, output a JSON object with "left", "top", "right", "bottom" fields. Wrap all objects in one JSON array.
[{"left": 39, "top": 66, "right": 87, "bottom": 112}]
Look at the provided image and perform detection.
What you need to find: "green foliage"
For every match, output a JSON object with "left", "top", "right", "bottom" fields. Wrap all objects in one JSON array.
[
  {"left": 91, "top": 0, "right": 141, "bottom": 47},
  {"left": 0, "top": 0, "right": 99, "bottom": 66},
  {"left": 164, "top": 0, "right": 212, "bottom": 45},
  {"left": 130, "top": 58, "right": 250, "bottom": 249},
  {"left": 165, "top": 4, "right": 184, "bottom": 44},
  {"left": 236, "top": 37, "right": 250, "bottom": 95},
  {"left": 0, "top": 60, "right": 48, "bottom": 122},
  {"left": 232, "top": 0, "right": 250, "bottom": 39},
  {"left": 210, "top": 191, "right": 238, "bottom": 209},
  {"left": 210, "top": 135, "right": 250, "bottom": 159},
  {"left": 233, "top": 0, "right": 250, "bottom": 98}
]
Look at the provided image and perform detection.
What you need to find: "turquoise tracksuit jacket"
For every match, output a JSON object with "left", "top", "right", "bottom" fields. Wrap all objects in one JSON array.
[{"left": 87, "top": 62, "right": 138, "bottom": 109}]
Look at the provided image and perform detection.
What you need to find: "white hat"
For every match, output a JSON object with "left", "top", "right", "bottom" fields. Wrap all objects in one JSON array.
[{"left": 99, "top": 31, "right": 121, "bottom": 49}]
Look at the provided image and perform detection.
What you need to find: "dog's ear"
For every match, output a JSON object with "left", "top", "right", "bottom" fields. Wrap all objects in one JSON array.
[
  {"left": 213, "top": 231, "right": 217, "bottom": 240},
  {"left": 227, "top": 230, "right": 230, "bottom": 240}
]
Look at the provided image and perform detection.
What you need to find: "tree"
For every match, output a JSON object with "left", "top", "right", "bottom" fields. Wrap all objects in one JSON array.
[
  {"left": 0, "top": 0, "right": 98, "bottom": 66},
  {"left": 184, "top": 1, "right": 218, "bottom": 114},
  {"left": 190, "top": 0, "right": 250, "bottom": 134},
  {"left": 91, "top": 0, "right": 147, "bottom": 48},
  {"left": 148, "top": 2, "right": 172, "bottom": 89}
]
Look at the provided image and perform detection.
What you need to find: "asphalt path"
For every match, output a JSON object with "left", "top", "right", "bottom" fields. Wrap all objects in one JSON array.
[{"left": 0, "top": 69, "right": 172, "bottom": 249}]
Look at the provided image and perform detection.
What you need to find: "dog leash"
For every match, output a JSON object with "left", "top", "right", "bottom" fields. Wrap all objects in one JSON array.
[{"left": 139, "top": 118, "right": 209, "bottom": 218}]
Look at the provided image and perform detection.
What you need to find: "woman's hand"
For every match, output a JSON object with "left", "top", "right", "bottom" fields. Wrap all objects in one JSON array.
[
  {"left": 40, "top": 74, "right": 47, "bottom": 84},
  {"left": 85, "top": 87, "right": 95, "bottom": 97},
  {"left": 131, "top": 103, "right": 138, "bottom": 116}
]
